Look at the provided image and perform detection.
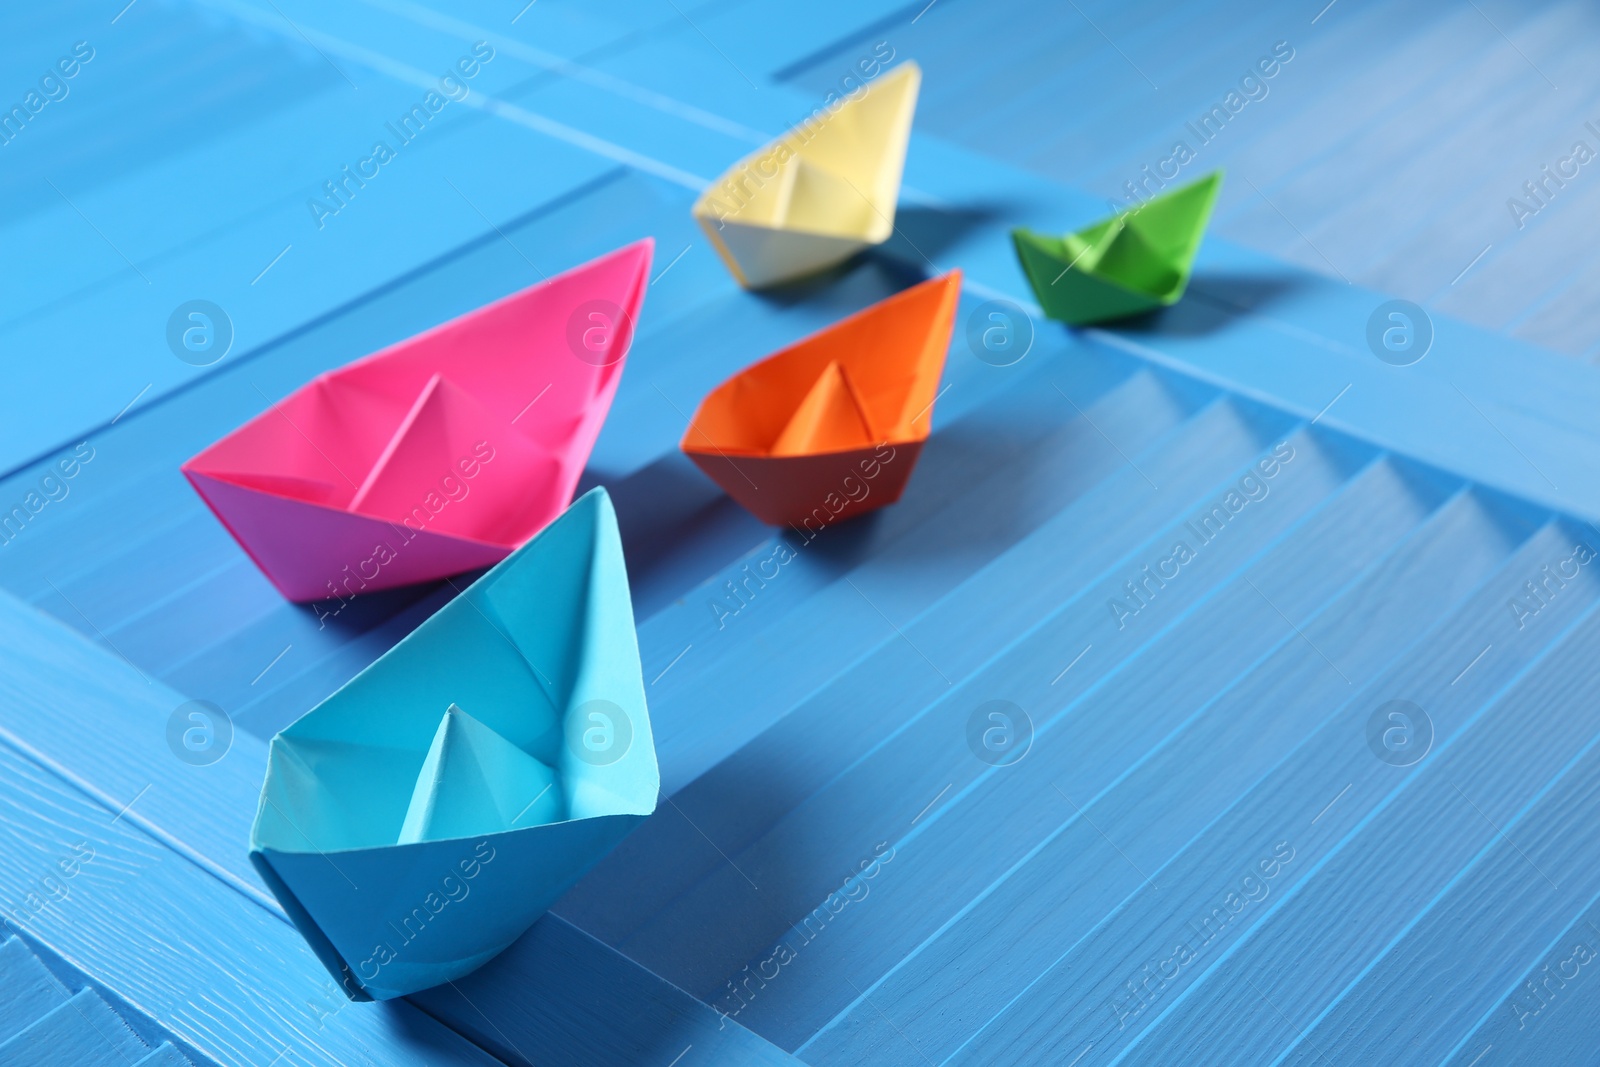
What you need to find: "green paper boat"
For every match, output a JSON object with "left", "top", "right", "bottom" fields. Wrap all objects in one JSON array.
[{"left": 1012, "top": 171, "right": 1222, "bottom": 326}]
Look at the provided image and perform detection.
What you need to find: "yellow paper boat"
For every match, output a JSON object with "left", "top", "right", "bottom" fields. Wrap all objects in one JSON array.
[{"left": 692, "top": 62, "right": 921, "bottom": 288}]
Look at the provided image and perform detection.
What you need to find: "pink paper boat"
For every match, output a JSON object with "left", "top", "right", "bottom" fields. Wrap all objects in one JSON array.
[{"left": 183, "top": 239, "right": 653, "bottom": 603}]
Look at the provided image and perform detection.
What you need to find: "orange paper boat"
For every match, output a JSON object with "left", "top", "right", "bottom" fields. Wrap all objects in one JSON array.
[{"left": 680, "top": 271, "right": 960, "bottom": 528}]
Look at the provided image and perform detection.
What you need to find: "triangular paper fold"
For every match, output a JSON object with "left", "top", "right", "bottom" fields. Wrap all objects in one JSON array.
[
  {"left": 681, "top": 271, "right": 960, "bottom": 526},
  {"left": 1013, "top": 171, "right": 1221, "bottom": 325},
  {"left": 769, "top": 361, "right": 875, "bottom": 456},
  {"left": 183, "top": 240, "right": 653, "bottom": 601},
  {"left": 692, "top": 62, "right": 921, "bottom": 288},
  {"left": 397, "top": 704, "right": 564, "bottom": 845},
  {"left": 250, "top": 488, "right": 659, "bottom": 1000}
]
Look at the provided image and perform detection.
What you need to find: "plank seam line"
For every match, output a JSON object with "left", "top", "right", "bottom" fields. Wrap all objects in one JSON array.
[
  {"left": 1108, "top": 592, "right": 1600, "bottom": 1064},
  {"left": 1266, "top": 715, "right": 1600, "bottom": 1065},
  {"left": 932, "top": 517, "right": 1572, "bottom": 1063},
  {"left": 796, "top": 459, "right": 1437, "bottom": 1053},
  {"left": 0, "top": 720, "right": 283, "bottom": 919},
  {"left": 0, "top": 163, "right": 633, "bottom": 487}
]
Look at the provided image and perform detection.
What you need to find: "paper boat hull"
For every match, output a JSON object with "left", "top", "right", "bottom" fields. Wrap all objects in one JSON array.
[
  {"left": 1015, "top": 171, "right": 1222, "bottom": 326},
  {"left": 692, "top": 62, "right": 920, "bottom": 289},
  {"left": 697, "top": 216, "right": 870, "bottom": 290},
  {"left": 1013, "top": 230, "right": 1174, "bottom": 325},
  {"left": 253, "top": 811, "right": 644, "bottom": 1001},
  {"left": 684, "top": 441, "right": 923, "bottom": 528},
  {"left": 185, "top": 470, "right": 509, "bottom": 602},
  {"left": 185, "top": 240, "right": 652, "bottom": 602},
  {"left": 248, "top": 489, "right": 659, "bottom": 1000}
]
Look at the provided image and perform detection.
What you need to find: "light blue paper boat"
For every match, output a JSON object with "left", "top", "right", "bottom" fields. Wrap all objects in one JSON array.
[{"left": 249, "top": 487, "right": 659, "bottom": 1000}]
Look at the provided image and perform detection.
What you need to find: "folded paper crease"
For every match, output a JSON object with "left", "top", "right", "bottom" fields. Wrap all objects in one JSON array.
[
  {"left": 681, "top": 271, "right": 961, "bottom": 526},
  {"left": 693, "top": 62, "right": 921, "bottom": 288},
  {"left": 1014, "top": 171, "right": 1221, "bottom": 325},
  {"left": 184, "top": 240, "right": 653, "bottom": 601},
  {"left": 250, "top": 488, "right": 659, "bottom": 1000}
]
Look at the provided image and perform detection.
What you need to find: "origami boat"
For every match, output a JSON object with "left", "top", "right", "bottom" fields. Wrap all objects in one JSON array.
[
  {"left": 183, "top": 239, "right": 653, "bottom": 602},
  {"left": 692, "top": 62, "right": 920, "bottom": 288},
  {"left": 250, "top": 487, "right": 659, "bottom": 1000},
  {"left": 681, "top": 271, "right": 960, "bottom": 528},
  {"left": 1013, "top": 171, "right": 1222, "bottom": 325}
]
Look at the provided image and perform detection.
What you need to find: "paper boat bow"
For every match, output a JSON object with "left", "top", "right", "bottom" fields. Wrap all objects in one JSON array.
[
  {"left": 693, "top": 62, "right": 920, "bottom": 288},
  {"left": 1013, "top": 171, "right": 1221, "bottom": 325},
  {"left": 681, "top": 271, "right": 960, "bottom": 527},
  {"left": 183, "top": 240, "right": 653, "bottom": 602},
  {"left": 249, "top": 487, "right": 659, "bottom": 1000}
]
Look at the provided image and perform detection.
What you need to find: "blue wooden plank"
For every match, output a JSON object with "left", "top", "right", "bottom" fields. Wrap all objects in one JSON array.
[
  {"left": 0, "top": 587, "right": 799, "bottom": 1065},
  {"left": 7, "top": 7, "right": 1600, "bottom": 1067},
  {"left": 559, "top": 392, "right": 1291, "bottom": 947},
  {"left": 412, "top": 914, "right": 806, "bottom": 1067},
  {"left": 0, "top": 937, "right": 71, "bottom": 1045},
  {"left": 801, "top": 479, "right": 1532, "bottom": 1062},
  {"left": 0, "top": 6, "right": 623, "bottom": 474},
  {"left": 1095, "top": 563, "right": 1600, "bottom": 1065},
  {"left": 1447, "top": 893, "right": 1600, "bottom": 1064},
  {"left": 135, "top": 1046, "right": 196, "bottom": 1067},
  {"left": 650, "top": 458, "right": 1497, "bottom": 1050},
  {"left": 0, "top": 988, "right": 149, "bottom": 1067},
  {"left": 940, "top": 518, "right": 1600, "bottom": 1063},
  {"left": 1270, "top": 727, "right": 1600, "bottom": 1064},
  {"left": 584, "top": 424, "right": 1367, "bottom": 1000}
]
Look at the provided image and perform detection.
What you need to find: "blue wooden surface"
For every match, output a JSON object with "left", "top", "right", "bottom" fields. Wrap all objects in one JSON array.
[{"left": 3, "top": 1, "right": 1600, "bottom": 1065}]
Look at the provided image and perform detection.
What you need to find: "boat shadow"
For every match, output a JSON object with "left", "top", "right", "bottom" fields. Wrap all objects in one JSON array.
[
  {"left": 1106, "top": 269, "right": 1308, "bottom": 338},
  {"left": 889, "top": 200, "right": 1014, "bottom": 262}
]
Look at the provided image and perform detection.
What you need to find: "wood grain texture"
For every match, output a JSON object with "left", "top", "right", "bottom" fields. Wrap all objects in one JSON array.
[
  {"left": 6, "top": 2, "right": 1600, "bottom": 1066},
  {"left": 0, "top": 733, "right": 502, "bottom": 1066},
  {"left": 0, "top": 988, "right": 149, "bottom": 1066}
]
